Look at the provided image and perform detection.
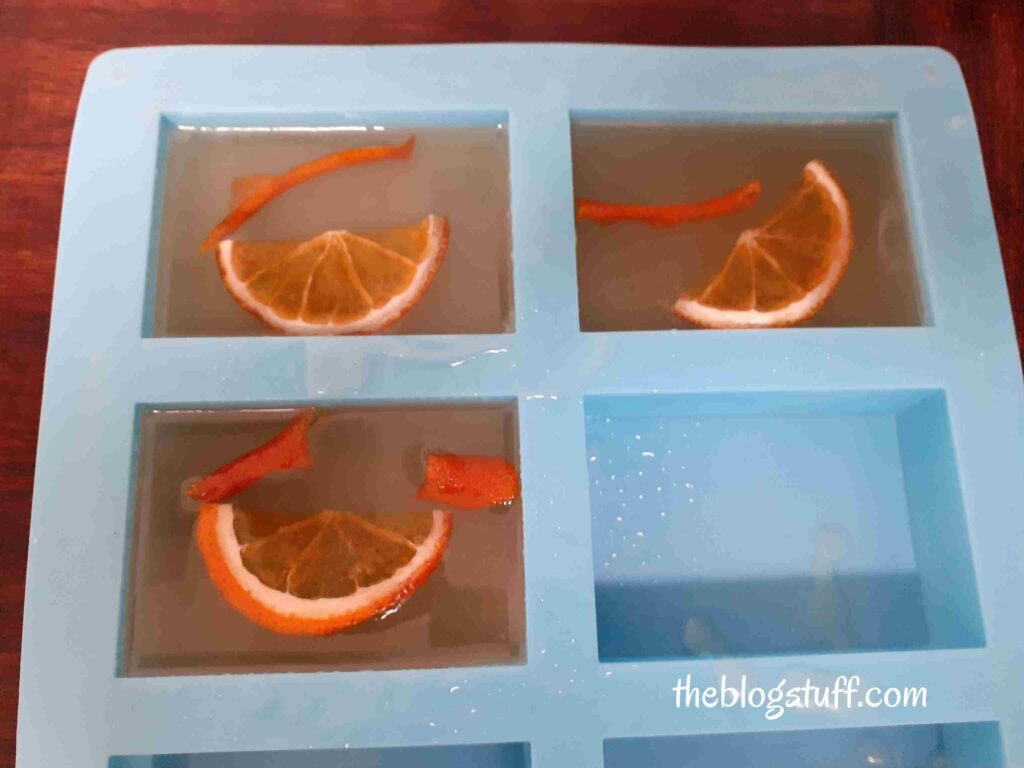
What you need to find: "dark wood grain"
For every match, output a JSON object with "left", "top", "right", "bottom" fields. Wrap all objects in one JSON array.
[{"left": 1, "top": 0, "right": 1021, "bottom": 763}]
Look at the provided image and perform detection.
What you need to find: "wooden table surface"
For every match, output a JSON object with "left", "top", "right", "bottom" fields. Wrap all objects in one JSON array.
[{"left": 1, "top": 0, "right": 1021, "bottom": 763}]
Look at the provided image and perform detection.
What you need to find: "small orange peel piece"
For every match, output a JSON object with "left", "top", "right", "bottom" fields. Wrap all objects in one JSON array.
[
  {"left": 186, "top": 411, "right": 316, "bottom": 502},
  {"left": 196, "top": 504, "right": 453, "bottom": 635},
  {"left": 576, "top": 180, "right": 761, "bottom": 228},
  {"left": 200, "top": 137, "right": 416, "bottom": 252},
  {"left": 416, "top": 453, "right": 521, "bottom": 510}
]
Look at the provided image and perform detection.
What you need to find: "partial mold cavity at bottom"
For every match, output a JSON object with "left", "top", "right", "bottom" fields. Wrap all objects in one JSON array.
[
  {"left": 604, "top": 722, "right": 1003, "bottom": 768},
  {"left": 111, "top": 742, "right": 531, "bottom": 768},
  {"left": 585, "top": 390, "right": 984, "bottom": 660},
  {"left": 123, "top": 402, "right": 524, "bottom": 675}
]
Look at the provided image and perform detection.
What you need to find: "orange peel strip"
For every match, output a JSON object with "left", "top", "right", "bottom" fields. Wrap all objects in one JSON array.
[
  {"left": 200, "top": 137, "right": 416, "bottom": 251},
  {"left": 576, "top": 180, "right": 761, "bottom": 228},
  {"left": 186, "top": 411, "right": 316, "bottom": 502},
  {"left": 415, "top": 453, "right": 521, "bottom": 510}
]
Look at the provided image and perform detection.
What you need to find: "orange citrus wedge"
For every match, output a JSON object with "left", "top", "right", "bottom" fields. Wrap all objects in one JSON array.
[
  {"left": 217, "top": 215, "right": 448, "bottom": 335},
  {"left": 196, "top": 504, "right": 453, "bottom": 636},
  {"left": 673, "top": 160, "right": 852, "bottom": 329}
]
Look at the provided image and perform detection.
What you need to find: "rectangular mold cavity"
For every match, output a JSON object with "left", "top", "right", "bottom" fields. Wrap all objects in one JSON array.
[
  {"left": 148, "top": 113, "right": 512, "bottom": 337},
  {"left": 604, "top": 722, "right": 1004, "bottom": 768},
  {"left": 585, "top": 390, "right": 983, "bottom": 660},
  {"left": 571, "top": 117, "right": 925, "bottom": 332},
  {"left": 110, "top": 741, "right": 531, "bottom": 768},
  {"left": 122, "top": 402, "right": 524, "bottom": 675}
]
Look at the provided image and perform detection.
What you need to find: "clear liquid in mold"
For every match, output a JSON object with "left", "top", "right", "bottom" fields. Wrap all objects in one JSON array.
[{"left": 124, "top": 403, "right": 524, "bottom": 675}]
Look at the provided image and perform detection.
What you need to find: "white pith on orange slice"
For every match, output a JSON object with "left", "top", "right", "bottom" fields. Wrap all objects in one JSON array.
[
  {"left": 216, "top": 215, "right": 448, "bottom": 335},
  {"left": 673, "top": 160, "right": 852, "bottom": 329},
  {"left": 196, "top": 504, "right": 453, "bottom": 636}
]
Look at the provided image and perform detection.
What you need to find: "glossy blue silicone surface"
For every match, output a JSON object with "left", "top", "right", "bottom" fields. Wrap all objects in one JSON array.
[{"left": 19, "top": 44, "right": 1023, "bottom": 767}]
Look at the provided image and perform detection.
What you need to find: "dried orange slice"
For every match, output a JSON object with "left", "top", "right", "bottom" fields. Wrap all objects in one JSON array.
[
  {"left": 217, "top": 215, "right": 448, "bottom": 334},
  {"left": 673, "top": 160, "right": 852, "bottom": 328},
  {"left": 196, "top": 504, "right": 453, "bottom": 636}
]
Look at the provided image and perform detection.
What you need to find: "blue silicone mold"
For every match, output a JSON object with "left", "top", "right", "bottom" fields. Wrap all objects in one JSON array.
[{"left": 19, "top": 45, "right": 1023, "bottom": 768}]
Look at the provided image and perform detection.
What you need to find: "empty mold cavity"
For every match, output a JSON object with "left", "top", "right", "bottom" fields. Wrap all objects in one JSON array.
[
  {"left": 585, "top": 390, "right": 983, "bottom": 660},
  {"left": 122, "top": 402, "right": 524, "bottom": 675},
  {"left": 110, "top": 742, "right": 530, "bottom": 768},
  {"left": 571, "top": 118, "right": 925, "bottom": 332},
  {"left": 148, "top": 114, "right": 512, "bottom": 336},
  {"left": 604, "top": 722, "right": 1003, "bottom": 768}
]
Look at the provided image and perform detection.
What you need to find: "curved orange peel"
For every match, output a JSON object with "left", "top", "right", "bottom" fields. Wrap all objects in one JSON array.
[
  {"left": 186, "top": 411, "right": 316, "bottom": 502},
  {"left": 576, "top": 180, "right": 761, "bottom": 228},
  {"left": 200, "top": 137, "right": 416, "bottom": 251}
]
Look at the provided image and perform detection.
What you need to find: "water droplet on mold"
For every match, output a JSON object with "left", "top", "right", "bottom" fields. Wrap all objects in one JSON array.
[
  {"left": 810, "top": 525, "right": 858, "bottom": 650},
  {"left": 682, "top": 615, "right": 730, "bottom": 657},
  {"left": 854, "top": 735, "right": 900, "bottom": 767}
]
